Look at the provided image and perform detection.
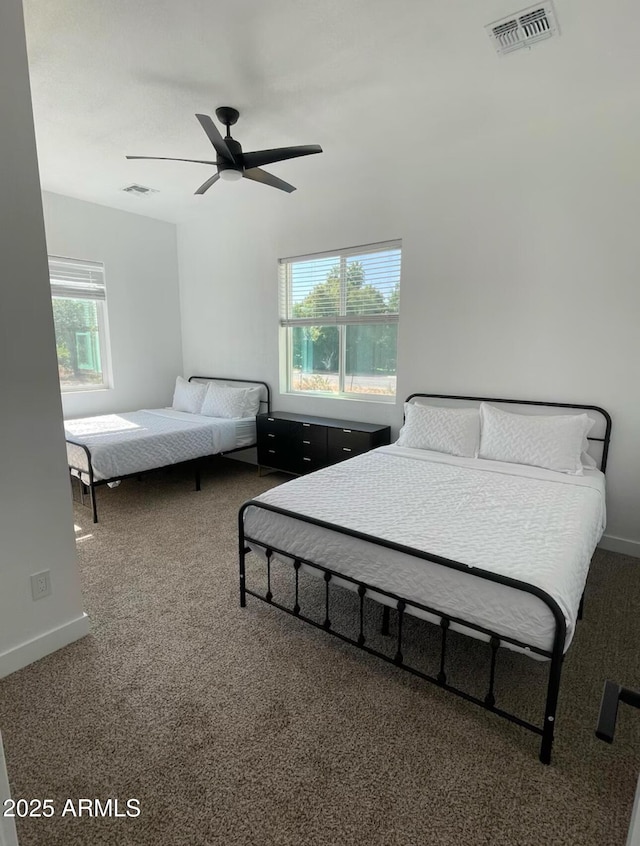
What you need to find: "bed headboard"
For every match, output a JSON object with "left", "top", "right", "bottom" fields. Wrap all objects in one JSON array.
[
  {"left": 405, "top": 393, "right": 612, "bottom": 473},
  {"left": 188, "top": 376, "right": 271, "bottom": 414}
]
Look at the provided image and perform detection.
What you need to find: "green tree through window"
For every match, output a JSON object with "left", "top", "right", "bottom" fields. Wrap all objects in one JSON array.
[
  {"left": 280, "top": 242, "right": 401, "bottom": 398},
  {"left": 48, "top": 256, "right": 110, "bottom": 391}
]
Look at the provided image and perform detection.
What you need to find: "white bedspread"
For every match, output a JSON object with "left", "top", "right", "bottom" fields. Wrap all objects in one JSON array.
[
  {"left": 243, "top": 445, "right": 606, "bottom": 655},
  {"left": 65, "top": 408, "right": 243, "bottom": 481}
]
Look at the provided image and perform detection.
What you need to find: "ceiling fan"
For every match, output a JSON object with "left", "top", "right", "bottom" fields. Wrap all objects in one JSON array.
[{"left": 126, "top": 106, "right": 322, "bottom": 195}]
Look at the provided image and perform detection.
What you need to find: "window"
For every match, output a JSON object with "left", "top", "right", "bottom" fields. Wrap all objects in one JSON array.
[
  {"left": 279, "top": 240, "right": 401, "bottom": 400},
  {"left": 48, "top": 256, "right": 112, "bottom": 392}
]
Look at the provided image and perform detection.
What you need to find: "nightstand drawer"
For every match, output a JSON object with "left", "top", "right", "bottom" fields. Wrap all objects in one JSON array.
[
  {"left": 328, "top": 427, "right": 372, "bottom": 458},
  {"left": 257, "top": 416, "right": 295, "bottom": 439},
  {"left": 260, "top": 430, "right": 287, "bottom": 450},
  {"left": 257, "top": 445, "right": 297, "bottom": 472},
  {"left": 295, "top": 449, "right": 327, "bottom": 473},
  {"left": 299, "top": 440, "right": 326, "bottom": 459},
  {"left": 294, "top": 422, "right": 327, "bottom": 448}
]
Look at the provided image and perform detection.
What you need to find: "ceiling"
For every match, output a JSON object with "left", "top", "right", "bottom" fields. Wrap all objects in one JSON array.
[{"left": 22, "top": 0, "right": 640, "bottom": 224}]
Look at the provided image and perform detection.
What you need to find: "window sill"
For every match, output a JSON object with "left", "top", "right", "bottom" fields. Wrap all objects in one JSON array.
[
  {"left": 60, "top": 386, "right": 112, "bottom": 395},
  {"left": 283, "top": 390, "right": 396, "bottom": 405}
]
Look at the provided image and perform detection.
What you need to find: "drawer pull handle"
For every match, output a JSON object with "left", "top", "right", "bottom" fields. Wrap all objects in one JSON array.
[
  {"left": 268, "top": 433, "right": 275, "bottom": 438},
  {"left": 342, "top": 447, "right": 352, "bottom": 452},
  {"left": 267, "top": 418, "right": 274, "bottom": 422},
  {"left": 343, "top": 429, "right": 352, "bottom": 433},
  {"left": 302, "top": 439, "right": 310, "bottom": 444},
  {"left": 303, "top": 457, "right": 311, "bottom": 462},
  {"left": 268, "top": 449, "right": 275, "bottom": 454},
  {"left": 302, "top": 423, "right": 311, "bottom": 427}
]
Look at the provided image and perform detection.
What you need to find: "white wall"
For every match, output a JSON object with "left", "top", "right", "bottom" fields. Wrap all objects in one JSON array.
[
  {"left": 0, "top": 0, "right": 87, "bottom": 677},
  {"left": 42, "top": 192, "right": 183, "bottom": 418},
  {"left": 178, "top": 105, "right": 640, "bottom": 553}
]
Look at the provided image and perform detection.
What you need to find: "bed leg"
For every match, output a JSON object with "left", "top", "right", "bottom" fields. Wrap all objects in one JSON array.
[
  {"left": 540, "top": 653, "right": 564, "bottom": 764},
  {"left": 239, "top": 542, "right": 247, "bottom": 608},
  {"left": 239, "top": 563, "right": 246, "bottom": 607},
  {"left": 238, "top": 506, "right": 247, "bottom": 607},
  {"left": 90, "top": 484, "right": 98, "bottom": 524},
  {"left": 195, "top": 463, "right": 201, "bottom": 492},
  {"left": 381, "top": 604, "right": 391, "bottom": 636},
  {"left": 578, "top": 593, "right": 585, "bottom": 621}
]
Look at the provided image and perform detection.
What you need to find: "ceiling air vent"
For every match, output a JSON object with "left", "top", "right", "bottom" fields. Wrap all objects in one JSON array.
[
  {"left": 486, "top": 2, "right": 559, "bottom": 55},
  {"left": 122, "top": 184, "right": 158, "bottom": 196}
]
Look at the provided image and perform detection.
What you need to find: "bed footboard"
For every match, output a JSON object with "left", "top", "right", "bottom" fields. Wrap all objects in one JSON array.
[{"left": 238, "top": 500, "right": 567, "bottom": 765}]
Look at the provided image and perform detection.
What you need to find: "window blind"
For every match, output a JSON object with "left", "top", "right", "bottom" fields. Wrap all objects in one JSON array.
[
  {"left": 48, "top": 256, "right": 106, "bottom": 301},
  {"left": 279, "top": 240, "right": 401, "bottom": 326}
]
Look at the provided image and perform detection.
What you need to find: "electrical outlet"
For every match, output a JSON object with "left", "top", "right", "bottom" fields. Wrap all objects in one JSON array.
[{"left": 30, "top": 570, "right": 51, "bottom": 600}]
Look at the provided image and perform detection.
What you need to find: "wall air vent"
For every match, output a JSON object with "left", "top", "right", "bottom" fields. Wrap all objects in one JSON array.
[
  {"left": 486, "top": 2, "right": 559, "bottom": 55},
  {"left": 122, "top": 184, "right": 158, "bottom": 196}
]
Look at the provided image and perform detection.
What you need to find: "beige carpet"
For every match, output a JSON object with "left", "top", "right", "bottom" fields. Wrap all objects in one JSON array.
[{"left": 1, "top": 456, "right": 639, "bottom": 846}]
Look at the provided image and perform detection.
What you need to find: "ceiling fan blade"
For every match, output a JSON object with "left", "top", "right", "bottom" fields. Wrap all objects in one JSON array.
[
  {"left": 195, "top": 114, "right": 235, "bottom": 163},
  {"left": 194, "top": 173, "right": 220, "bottom": 195},
  {"left": 241, "top": 144, "right": 322, "bottom": 170},
  {"left": 243, "top": 167, "right": 296, "bottom": 193},
  {"left": 126, "top": 156, "right": 217, "bottom": 165}
]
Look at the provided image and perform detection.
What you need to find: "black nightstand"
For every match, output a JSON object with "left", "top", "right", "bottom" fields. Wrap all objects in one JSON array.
[{"left": 256, "top": 411, "right": 391, "bottom": 475}]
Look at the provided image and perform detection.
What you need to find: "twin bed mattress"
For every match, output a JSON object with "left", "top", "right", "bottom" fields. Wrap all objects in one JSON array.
[
  {"left": 65, "top": 408, "right": 255, "bottom": 482},
  {"left": 243, "top": 444, "right": 606, "bottom": 656}
]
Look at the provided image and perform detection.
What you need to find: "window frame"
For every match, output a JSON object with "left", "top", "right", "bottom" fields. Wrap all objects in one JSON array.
[
  {"left": 48, "top": 255, "right": 113, "bottom": 394},
  {"left": 279, "top": 240, "right": 401, "bottom": 403}
]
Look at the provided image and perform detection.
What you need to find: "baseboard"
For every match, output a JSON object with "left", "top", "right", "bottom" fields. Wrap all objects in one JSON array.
[
  {"left": 598, "top": 534, "right": 640, "bottom": 559},
  {"left": 0, "top": 613, "right": 90, "bottom": 679}
]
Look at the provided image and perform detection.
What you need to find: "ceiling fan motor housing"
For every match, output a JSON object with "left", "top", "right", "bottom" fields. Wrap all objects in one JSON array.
[{"left": 218, "top": 136, "right": 243, "bottom": 176}]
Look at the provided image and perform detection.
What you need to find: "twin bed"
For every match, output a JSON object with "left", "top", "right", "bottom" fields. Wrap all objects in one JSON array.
[
  {"left": 239, "top": 393, "right": 611, "bottom": 764},
  {"left": 66, "top": 376, "right": 270, "bottom": 522}
]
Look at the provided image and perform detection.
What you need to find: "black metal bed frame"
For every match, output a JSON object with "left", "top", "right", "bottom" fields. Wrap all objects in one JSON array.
[
  {"left": 68, "top": 376, "right": 271, "bottom": 523},
  {"left": 238, "top": 394, "right": 611, "bottom": 765}
]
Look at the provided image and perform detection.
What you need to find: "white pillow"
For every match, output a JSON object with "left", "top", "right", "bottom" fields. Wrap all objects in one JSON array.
[
  {"left": 478, "top": 403, "right": 593, "bottom": 475},
  {"left": 201, "top": 383, "right": 248, "bottom": 419},
  {"left": 397, "top": 403, "right": 480, "bottom": 457},
  {"left": 172, "top": 376, "right": 207, "bottom": 414},
  {"left": 225, "top": 384, "right": 262, "bottom": 418}
]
